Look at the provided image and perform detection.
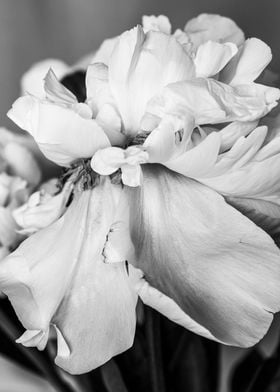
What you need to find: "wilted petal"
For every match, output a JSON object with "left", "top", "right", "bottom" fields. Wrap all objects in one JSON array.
[
  {"left": 142, "top": 15, "right": 172, "bottom": 34},
  {"left": 194, "top": 41, "right": 238, "bottom": 78},
  {"left": 0, "top": 179, "right": 137, "bottom": 374},
  {"left": 7, "top": 96, "right": 110, "bottom": 166},
  {"left": 127, "top": 165, "right": 280, "bottom": 347},
  {"left": 221, "top": 38, "right": 272, "bottom": 85},
  {"left": 147, "top": 78, "right": 280, "bottom": 124},
  {"left": 184, "top": 13, "right": 245, "bottom": 49},
  {"left": 21, "top": 59, "right": 69, "bottom": 97},
  {"left": 109, "top": 26, "right": 195, "bottom": 134}
]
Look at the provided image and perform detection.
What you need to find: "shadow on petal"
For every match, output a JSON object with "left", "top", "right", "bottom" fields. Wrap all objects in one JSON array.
[{"left": 127, "top": 165, "right": 280, "bottom": 347}]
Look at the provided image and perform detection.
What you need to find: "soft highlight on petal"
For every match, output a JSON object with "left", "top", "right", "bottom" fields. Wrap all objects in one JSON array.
[{"left": 127, "top": 165, "right": 280, "bottom": 347}]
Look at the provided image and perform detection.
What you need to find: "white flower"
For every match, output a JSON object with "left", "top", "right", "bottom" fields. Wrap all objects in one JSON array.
[{"left": 2, "top": 13, "right": 280, "bottom": 376}]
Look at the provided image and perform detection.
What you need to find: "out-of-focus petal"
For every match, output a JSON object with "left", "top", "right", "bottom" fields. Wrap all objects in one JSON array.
[
  {"left": 0, "top": 179, "right": 137, "bottom": 374},
  {"left": 127, "top": 165, "right": 280, "bottom": 347},
  {"left": 109, "top": 26, "right": 195, "bottom": 134},
  {"left": 142, "top": 15, "right": 172, "bottom": 34},
  {"left": 0, "top": 207, "right": 19, "bottom": 247},
  {"left": 3, "top": 142, "right": 41, "bottom": 186},
  {"left": 147, "top": 78, "right": 280, "bottom": 125},
  {"left": 21, "top": 59, "right": 69, "bottom": 97},
  {"left": 194, "top": 41, "right": 238, "bottom": 78},
  {"left": 184, "top": 13, "right": 245, "bottom": 49},
  {"left": 13, "top": 181, "right": 73, "bottom": 233},
  {"left": 220, "top": 38, "right": 272, "bottom": 85},
  {"left": 7, "top": 96, "right": 110, "bottom": 166}
]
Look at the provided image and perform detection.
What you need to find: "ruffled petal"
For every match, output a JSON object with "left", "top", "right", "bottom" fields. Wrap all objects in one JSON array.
[
  {"left": 220, "top": 38, "right": 272, "bottom": 85},
  {"left": 90, "top": 37, "right": 119, "bottom": 65},
  {"left": 147, "top": 78, "right": 280, "bottom": 125},
  {"left": 0, "top": 179, "right": 137, "bottom": 374},
  {"left": 184, "top": 13, "right": 245, "bottom": 49},
  {"left": 127, "top": 165, "right": 280, "bottom": 347},
  {"left": 109, "top": 26, "right": 195, "bottom": 134},
  {"left": 142, "top": 15, "right": 172, "bottom": 34},
  {"left": 194, "top": 41, "right": 238, "bottom": 78},
  {"left": 7, "top": 96, "right": 110, "bottom": 166}
]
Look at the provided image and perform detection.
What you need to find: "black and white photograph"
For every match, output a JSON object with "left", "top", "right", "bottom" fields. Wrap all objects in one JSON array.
[{"left": 0, "top": 1, "right": 280, "bottom": 391}]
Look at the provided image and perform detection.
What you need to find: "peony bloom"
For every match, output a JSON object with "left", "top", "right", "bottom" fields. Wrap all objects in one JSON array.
[{"left": 1, "top": 14, "right": 280, "bottom": 375}]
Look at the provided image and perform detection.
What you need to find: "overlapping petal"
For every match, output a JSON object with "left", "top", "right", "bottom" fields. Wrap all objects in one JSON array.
[
  {"left": 0, "top": 178, "right": 137, "bottom": 374},
  {"left": 194, "top": 41, "right": 238, "bottom": 78},
  {"left": 184, "top": 13, "right": 245, "bottom": 49},
  {"left": 127, "top": 165, "right": 280, "bottom": 346},
  {"left": 109, "top": 25, "right": 195, "bottom": 134},
  {"left": 147, "top": 78, "right": 280, "bottom": 125},
  {"left": 7, "top": 95, "right": 110, "bottom": 166},
  {"left": 220, "top": 38, "right": 272, "bottom": 85}
]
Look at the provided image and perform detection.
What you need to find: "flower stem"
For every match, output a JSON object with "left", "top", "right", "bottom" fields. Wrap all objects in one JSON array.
[{"left": 145, "top": 307, "right": 166, "bottom": 392}]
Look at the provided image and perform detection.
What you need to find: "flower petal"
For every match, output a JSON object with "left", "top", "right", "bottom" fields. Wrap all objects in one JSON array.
[
  {"left": 129, "top": 265, "right": 219, "bottom": 342},
  {"left": 21, "top": 59, "right": 69, "bottom": 97},
  {"left": 0, "top": 179, "right": 137, "bottom": 374},
  {"left": 194, "top": 41, "right": 238, "bottom": 78},
  {"left": 86, "top": 63, "right": 125, "bottom": 145},
  {"left": 220, "top": 38, "right": 272, "bottom": 85},
  {"left": 3, "top": 142, "right": 41, "bottom": 186},
  {"left": 127, "top": 165, "right": 280, "bottom": 347},
  {"left": 198, "top": 128, "right": 280, "bottom": 205},
  {"left": 142, "top": 15, "right": 172, "bottom": 34},
  {"left": 109, "top": 26, "right": 195, "bottom": 134},
  {"left": 13, "top": 181, "right": 72, "bottom": 233},
  {"left": 7, "top": 96, "right": 110, "bottom": 166},
  {"left": 184, "top": 13, "right": 245, "bottom": 49},
  {"left": 147, "top": 78, "right": 280, "bottom": 125}
]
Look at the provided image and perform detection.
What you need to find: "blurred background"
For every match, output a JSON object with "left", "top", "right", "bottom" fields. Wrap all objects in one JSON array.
[
  {"left": 0, "top": 1, "right": 280, "bottom": 391},
  {"left": 0, "top": 0, "right": 280, "bottom": 129}
]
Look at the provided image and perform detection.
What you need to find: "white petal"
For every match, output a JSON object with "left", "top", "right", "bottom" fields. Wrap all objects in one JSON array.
[
  {"left": 21, "top": 59, "right": 69, "bottom": 98},
  {"left": 127, "top": 166, "right": 280, "bottom": 347},
  {"left": 221, "top": 38, "right": 272, "bottom": 85},
  {"left": 142, "top": 15, "right": 172, "bottom": 34},
  {"left": 147, "top": 78, "right": 280, "bottom": 125},
  {"left": 194, "top": 41, "right": 238, "bottom": 78},
  {"left": 184, "top": 13, "right": 245, "bottom": 49},
  {"left": 109, "top": 26, "right": 195, "bottom": 134},
  {"left": 7, "top": 96, "right": 110, "bottom": 166}
]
